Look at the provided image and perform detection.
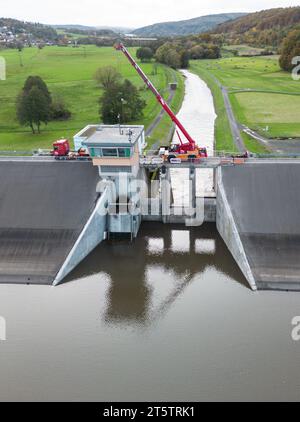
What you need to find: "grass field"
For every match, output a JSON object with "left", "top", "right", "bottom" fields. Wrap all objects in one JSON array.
[
  {"left": 232, "top": 92, "right": 300, "bottom": 123},
  {"left": 222, "top": 44, "right": 269, "bottom": 57},
  {"left": 191, "top": 55, "right": 300, "bottom": 152},
  {"left": 0, "top": 46, "right": 184, "bottom": 151}
]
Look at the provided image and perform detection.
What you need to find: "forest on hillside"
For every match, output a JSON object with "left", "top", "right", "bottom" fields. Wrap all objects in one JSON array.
[{"left": 214, "top": 7, "right": 300, "bottom": 47}]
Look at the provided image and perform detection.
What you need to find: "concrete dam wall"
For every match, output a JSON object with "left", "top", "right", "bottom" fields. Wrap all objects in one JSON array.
[
  {"left": 0, "top": 160, "right": 101, "bottom": 285},
  {"left": 1, "top": 157, "right": 300, "bottom": 291},
  {"left": 217, "top": 162, "right": 300, "bottom": 291}
]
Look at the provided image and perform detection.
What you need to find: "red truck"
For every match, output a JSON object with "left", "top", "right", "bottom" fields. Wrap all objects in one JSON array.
[{"left": 51, "top": 139, "right": 90, "bottom": 161}]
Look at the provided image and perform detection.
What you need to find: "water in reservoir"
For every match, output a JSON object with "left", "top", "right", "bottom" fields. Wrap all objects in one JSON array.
[
  {"left": 1, "top": 223, "right": 300, "bottom": 401},
  {"left": 0, "top": 73, "right": 300, "bottom": 402}
]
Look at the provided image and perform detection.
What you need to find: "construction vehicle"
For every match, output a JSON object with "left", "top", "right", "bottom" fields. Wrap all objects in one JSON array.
[
  {"left": 36, "top": 139, "right": 90, "bottom": 161},
  {"left": 51, "top": 140, "right": 90, "bottom": 160},
  {"left": 51, "top": 139, "right": 71, "bottom": 157},
  {"left": 115, "top": 43, "right": 208, "bottom": 162}
]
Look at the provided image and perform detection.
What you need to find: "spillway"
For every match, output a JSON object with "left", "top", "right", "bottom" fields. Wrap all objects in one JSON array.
[
  {"left": 0, "top": 160, "right": 100, "bottom": 284},
  {"left": 217, "top": 161, "right": 300, "bottom": 291}
]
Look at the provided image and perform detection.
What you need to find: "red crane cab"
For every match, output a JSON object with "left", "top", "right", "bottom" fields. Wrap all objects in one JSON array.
[{"left": 52, "top": 139, "right": 70, "bottom": 157}]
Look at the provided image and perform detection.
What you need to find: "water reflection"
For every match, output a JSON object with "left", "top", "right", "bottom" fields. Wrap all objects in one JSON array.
[{"left": 64, "top": 223, "right": 248, "bottom": 326}]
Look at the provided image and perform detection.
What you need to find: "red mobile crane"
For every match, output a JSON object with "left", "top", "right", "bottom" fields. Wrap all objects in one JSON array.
[{"left": 115, "top": 43, "right": 208, "bottom": 160}]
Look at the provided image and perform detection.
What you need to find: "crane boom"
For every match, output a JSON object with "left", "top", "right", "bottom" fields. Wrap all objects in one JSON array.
[{"left": 115, "top": 43, "right": 196, "bottom": 150}]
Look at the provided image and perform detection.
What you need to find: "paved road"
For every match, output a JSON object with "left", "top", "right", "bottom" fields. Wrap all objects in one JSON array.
[
  {"left": 221, "top": 87, "right": 246, "bottom": 153},
  {"left": 242, "top": 124, "right": 300, "bottom": 154},
  {"left": 208, "top": 73, "right": 246, "bottom": 153}
]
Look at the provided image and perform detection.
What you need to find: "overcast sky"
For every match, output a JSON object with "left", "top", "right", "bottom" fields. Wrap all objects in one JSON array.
[{"left": 1, "top": 0, "right": 300, "bottom": 28}]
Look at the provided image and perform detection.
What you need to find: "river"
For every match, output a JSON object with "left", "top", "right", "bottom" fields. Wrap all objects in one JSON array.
[
  {"left": 171, "top": 70, "right": 216, "bottom": 205},
  {"left": 0, "top": 73, "right": 300, "bottom": 402}
]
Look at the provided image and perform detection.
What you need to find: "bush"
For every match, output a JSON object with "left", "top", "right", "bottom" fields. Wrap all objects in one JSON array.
[
  {"left": 94, "top": 66, "right": 122, "bottom": 89},
  {"left": 136, "top": 47, "right": 154, "bottom": 62},
  {"left": 50, "top": 95, "right": 71, "bottom": 120}
]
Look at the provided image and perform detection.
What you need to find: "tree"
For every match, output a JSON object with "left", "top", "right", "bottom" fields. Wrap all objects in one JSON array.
[
  {"left": 180, "top": 51, "right": 190, "bottom": 69},
  {"left": 188, "top": 44, "right": 220, "bottom": 60},
  {"left": 279, "top": 29, "right": 300, "bottom": 71},
  {"left": 136, "top": 47, "right": 154, "bottom": 62},
  {"left": 100, "top": 79, "right": 146, "bottom": 124},
  {"left": 155, "top": 43, "right": 182, "bottom": 69},
  {"left": 17, "top": 86, "right": 51, "bottom": 133},
  {"left": 156, "top": 43, "right": 175, "bottom": 67},
  {"left": 17, "top": 76, "right": 52, "bottom": 133},
  {"left": 165, "top": 50, "right": 181, "bottom": 69},
  {"left": 23, "top": 76, "right": 51, "bottom": 105},
  {"left": 94, "top": 66, "right": 122, "bottom": 89},
  {"left": 16, "top": 75, "right": 71, "bottom": 133},
  {"left": 155, "top": 42, "right": 191, "bottom": 69},
  {"left": 121, "top": 79, "right": 146, "bottom": 121}
]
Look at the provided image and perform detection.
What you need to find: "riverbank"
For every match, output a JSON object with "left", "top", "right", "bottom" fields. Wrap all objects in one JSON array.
[{"left": 191, "top": 56, "right": 300, "bottom": 154}]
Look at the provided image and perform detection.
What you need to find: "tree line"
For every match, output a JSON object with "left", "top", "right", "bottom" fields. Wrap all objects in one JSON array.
[{"left": 136, "top": 34, "right": 221, "bottom": 70}]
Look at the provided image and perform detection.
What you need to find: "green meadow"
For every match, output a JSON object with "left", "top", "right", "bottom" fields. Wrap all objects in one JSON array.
[
  {"left": 0, "top": 46, "right": 184, "bottom": 151},
  {"left": 191, "top": 54, "right": 300, "bottom": 152}
]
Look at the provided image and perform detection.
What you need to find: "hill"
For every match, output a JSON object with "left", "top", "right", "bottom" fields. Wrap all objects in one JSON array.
[
  {"left": 53, "top": 24, "right": 97, "bottom": 31},
  {"left": 96, "top": 26, "right": 133, "bottom": 34},
  {"left": 53, "top": 24, "right": 117, "bottom": 37},
  {"left": 215, "top": 7, "right": 300, "bottom": 47},
  {"left": 54, "top": 24, "right": 132, "bottom": 35},
  {"left": 133, "top": 13, "right": 247, "bottom": 37},
  {"left": 0, "top": 17, "right": 57, "bottom": 41}
]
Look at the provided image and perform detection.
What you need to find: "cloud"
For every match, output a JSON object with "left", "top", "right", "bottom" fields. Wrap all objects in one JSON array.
[{"left": 1, "top": 0, "right": 299, "bottom": 28}]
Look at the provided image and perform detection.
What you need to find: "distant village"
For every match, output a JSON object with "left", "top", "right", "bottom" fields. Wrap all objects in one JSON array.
[{"left": 0, "top": 25, "right": 56, "bottom": 48}]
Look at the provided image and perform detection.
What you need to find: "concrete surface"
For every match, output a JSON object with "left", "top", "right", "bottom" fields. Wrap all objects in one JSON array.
[
  {"left": 220, "top": 162, "right": 300, "bottom": 290},
  {"left": 54, "top": 187, "right": 111, "bottom": 286},
  {"left": 216, "top": 167, "right": 257, "bottom": 291},
  {"left": 0, "top": 161, "right": 100, "bottom": 284}
]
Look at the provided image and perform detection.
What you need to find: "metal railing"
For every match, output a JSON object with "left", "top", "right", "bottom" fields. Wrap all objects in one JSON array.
[{"left": 0, "top": 150, "right": 33, "bottom": 156}]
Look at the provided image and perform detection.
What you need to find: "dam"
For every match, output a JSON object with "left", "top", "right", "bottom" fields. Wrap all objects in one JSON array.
[
  {"left": 0, "top": 146, "right": 300, "bottom": 291},
  {"left": 0, "top": 70, "right": 300, "bottom": 291}
]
